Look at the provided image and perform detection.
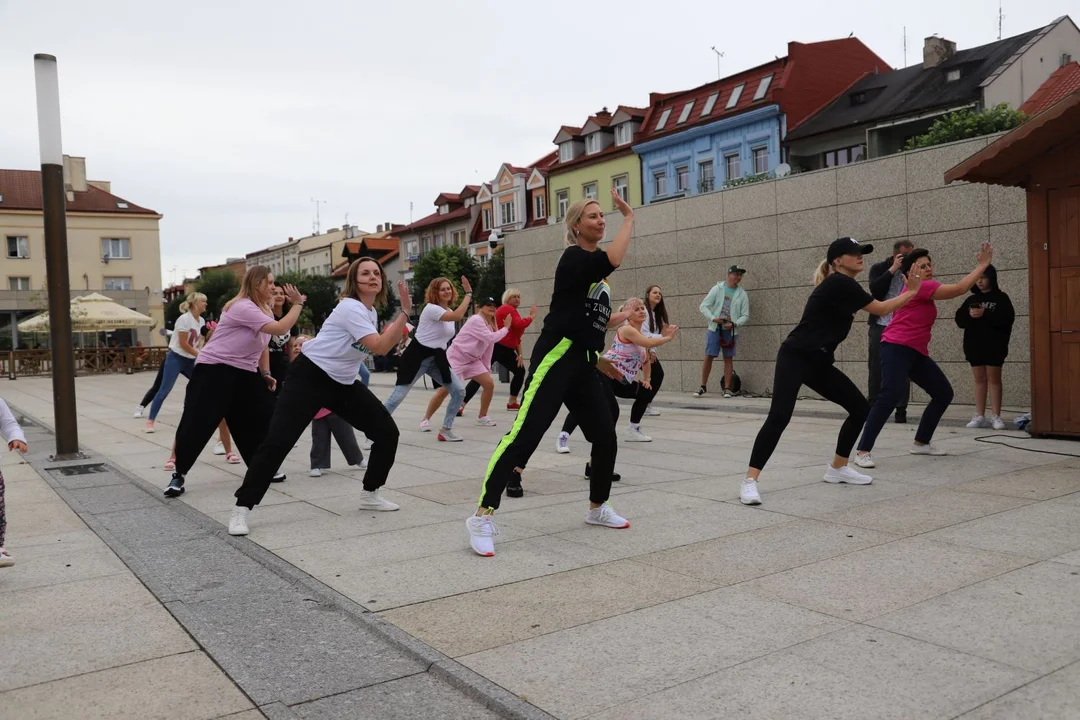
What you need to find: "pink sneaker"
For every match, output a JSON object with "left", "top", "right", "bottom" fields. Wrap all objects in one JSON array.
[
  {"left": 225, "top": 452, "right": 241, "bottom": 465},
  {"left": 164, "top": 456, "right": 176, "bottom": 471}
]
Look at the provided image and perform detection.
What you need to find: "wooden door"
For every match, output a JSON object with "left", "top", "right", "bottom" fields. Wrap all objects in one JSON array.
[{"left": 1049, "top": 186, "right": 1080, "bottom": 434}]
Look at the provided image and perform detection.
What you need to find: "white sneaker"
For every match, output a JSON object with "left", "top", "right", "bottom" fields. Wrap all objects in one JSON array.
[
  {"left": 911, "top": 443, "right": 948, "bottom": 456},
  {"left": 419, "top": 419, "right": 432, "bottom": 432},
  {"left": 356, "top": 458, "right": 369, "bottom": 470},
  {"left": 723, "top": 391, "right": 734, "bottom": 398},
  {"left": 693, "top": 386, "right": 706, "bottom": 397},
  {"left": 644, "top": 405, "right": 661, "bottom": 417},
  {"left": 0, "top": 548, "right": 14, "bottom": 568},
  {"left": 555, "top": 433, "right": 570, "bottom": 454},
  {"left": 740, "top": 479, "right": 761, "bottom": 505},
  {"left": 358, "top": 489, "right": 399, "bottom": 511},
  {"left": 853, "top": 453, "right": 876, "bottom": 469},
  {"left": 625, "top": 427, "right": 652, "bottom": 442},
  {"left": 362, "top": 437, "right": 372, "bottom": 451},
  {"left": 133, "top": 406, "right": 144, "bottom": 418},
  {"left": 309, "top": 468, "right": 322, "bottom": 477},
  {"left": 966, "top": 415, "right": 989, "bottom": 429},
  {"left": 228, "top": 507, "right": 249, "bottom": 536},
  {"left": 476, "top": 416, "right": 497, "bottom": 427},
  {"left": 438, "top": 428, "right": 463, "bottom": 442},
  {"left": 990, "top": 415, "right": 1006, "bottom": 430},
  {"left": 824, "top": 464, "right": 873, "bottom": 485},
  {"left": 466, "top": 515, "right": 499, "bottom": 556},
  {"left": 585, "top": 502, "right": 630, "bottom": 528},
  {"left": 213, "top": 441, "right": 226, "bottom": 455}
]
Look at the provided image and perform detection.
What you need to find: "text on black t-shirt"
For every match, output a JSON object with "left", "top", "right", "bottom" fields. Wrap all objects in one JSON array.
[{"left": 541, "top": 245, "right": 617, "bottom": 351}]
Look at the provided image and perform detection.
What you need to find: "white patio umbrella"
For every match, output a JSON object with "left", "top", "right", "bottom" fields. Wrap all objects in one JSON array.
[{"left": 17, "top": 292, "right": 156, "bottom": 333}]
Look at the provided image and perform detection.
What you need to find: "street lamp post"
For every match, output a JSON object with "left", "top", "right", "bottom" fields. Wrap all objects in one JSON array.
[{"left": 34, "top": 53, "right": 80, "bottom": 458}]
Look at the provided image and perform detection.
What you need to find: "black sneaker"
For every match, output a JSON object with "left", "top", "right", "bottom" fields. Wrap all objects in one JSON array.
[
  {"left": 693, "top": 385, "right": 707, "bottom": 397},
  {"left": 894, "top": 409, "right": 908, "bottom": 424},
  {"left": 164, "top": 473, "right": 185, "bottom": 497},
  {"left": 506, "top": 479, "right": 524, "bottom": 498},
  {"left": 584, "top": 464, "right": 621, "bottom": 482},
  {"left": 271, "top": 473, "right": 286, "bottom": 483}
]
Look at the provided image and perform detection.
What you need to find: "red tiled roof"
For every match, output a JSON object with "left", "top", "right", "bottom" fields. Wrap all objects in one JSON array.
[
  {"left": 1020, "top": 62, "right": 1080, "bottom": 116},
  {"left": 547, "top": 144, "right": 636, "bottom": 175},
  {"left": 330, "top": 259, "right": 350, "bottom": 278},
  {"left": 399, "top": 205, "right": 471, "bottom": 233},
  {"left": 530, "top": 150, "right": 558, "bottom": 170},
  {"left": 460, "top": 184, "right": 480, "bottom": 199},
  {"left": 552, "top": 125, "right": 582, "bottom": 143},
  {"left": 0, "top": 168, "right": 158, "bottom": 215},
  {"left": 434, "top": 192, "right": 462, "bottom": 205},
  {"left": 613, "top": 104, "right": 648, "bottom": 118}
]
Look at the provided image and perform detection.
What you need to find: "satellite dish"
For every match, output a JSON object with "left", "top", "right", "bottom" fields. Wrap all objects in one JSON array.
[{"left": 775, "top": 163, "right": 791, "bottom": 178}]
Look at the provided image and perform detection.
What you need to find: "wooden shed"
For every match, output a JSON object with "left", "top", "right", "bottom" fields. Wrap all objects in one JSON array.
[{"left": 946, "top": 90, "right": 1080, "bottom": 437}]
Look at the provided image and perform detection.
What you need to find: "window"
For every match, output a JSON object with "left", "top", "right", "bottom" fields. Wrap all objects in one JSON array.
[
  {"left": 725, "top": 153, "right": 741, "bottom": 180},
  {"left": 103, "top": 277, "right": 133, "bottom": 291},
  {"left": 615, "top": 122, "right": 632, "bottom": 145},
  {"left": 946, "top": 68, "right": 961, "bottom": 82},
  {"left": 101, "top": 237, "right": 131, "bottom": 259},
  {"left": 653, "top": 171, "right": 667, "bottom": 197},
  {"left": 556, "top": 190, "right": 569, "bottom": 219},
  {"left": 433, "top": 232, "right": 443, "bottom": 247},
  {"left": 451, "top": 229, "right": 467, "bottom": 247},
  {"left": 116, "top": 201, "right": 129, "bottom": 209},
  {"left": 612, "top": 175, "right": 629, "bottom": 203},
  {"left": 500, "top": 200, "right": 516, "bottom": 226},
  {"left": 824, "top": 144, "right": 866, "bottom": 167},
  {"left": 725, "top": 84, "right": 744, "bottom": 109},
  {"left": 559, "top": 142, "right": 575, "bottom": 162},
  {"left": 8, "top": 277, "right": 30, "bottom": 291},
  {"left": 438, "top": 204, "right": 449, "bottom": 215},
  {"left": 753, "top": 74, "right": 773, "bottom": 100},
  {"left": 582, "top": 182, "right": 598, "bottom": 200},
  {"left": 677, "top": 101, "right": 695, "bottom": 124},
  {"left": 701, "top": 92, "right": 719, "bottom": 116},
  {"left": 533, "top": 194, "right": 546, "bottom": 220},
  {"left": 851, "top": 91, "right": 868, "bottom": 105},
  {"left": 406, "top": 241, "right": 419, "bottom": 258},
  {"left": 676, "top": 165, "right": 689, "bottom": 192},
  {"left": 482, "top": 208, "right": 492, "bottom": 230},
  {"left": 655, "top": 108, "right": 672, "bottom": 130},
  {"left": 753, "top": 146, "right": 769, "bottom": 175},
  {"left": 586, "top": 133, "right": 601, "bottom": 154},
  {"left": 699, "top": 160, "right": 715, "bottom": 192},
  {"left": 6, "top": 236, "right": 29, "bottom": 259}
]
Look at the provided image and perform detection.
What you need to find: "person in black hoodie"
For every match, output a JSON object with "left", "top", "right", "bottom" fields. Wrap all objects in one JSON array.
[
  {"left": 867, "top": 240, "right": 914, "bottom": 423},
  {"left": 955, "top": 264, "right": 1014, "bottom": 430}
]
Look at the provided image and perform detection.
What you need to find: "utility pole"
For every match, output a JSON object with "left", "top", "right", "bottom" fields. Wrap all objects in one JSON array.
[
  {"left": 903, "top": 26, "right": 907, "bottom": 67},
  {"left": 711, "top": 46, "right": 724, "bottom": 83},
  {"left": 998, "top": 0, "right": 1004, "bottom": 40},
  {"left": 34, "top": 54, "right": 80, "bottom": 459}
]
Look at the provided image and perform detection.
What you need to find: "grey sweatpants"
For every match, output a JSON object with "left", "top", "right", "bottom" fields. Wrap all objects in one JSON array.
[{"left": 310, "top": 413, "right": 364, "bottom": 469}]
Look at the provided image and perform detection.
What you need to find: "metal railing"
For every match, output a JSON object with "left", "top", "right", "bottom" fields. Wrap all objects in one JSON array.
[{"left": 2, "top": 347, "right": 168, "bottom": 379}]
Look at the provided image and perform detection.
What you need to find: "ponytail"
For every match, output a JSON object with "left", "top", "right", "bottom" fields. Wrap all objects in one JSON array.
[
  {"left": 813, "top": 260, "right": 832, "bottom": 287},
  {"left": 179, "top": 301, "right": 190, "bottom": 313},
  {"left": 179, "top": 291, "right": 207, "bottom": 315}
]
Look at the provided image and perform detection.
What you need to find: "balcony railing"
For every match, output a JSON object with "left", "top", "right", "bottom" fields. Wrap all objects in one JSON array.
[
  {"left": 0, "top": 347, "right": 168, "bottom": 379},
  {"left": 699, "top": 177, "right": 715, "bottom": 192}
]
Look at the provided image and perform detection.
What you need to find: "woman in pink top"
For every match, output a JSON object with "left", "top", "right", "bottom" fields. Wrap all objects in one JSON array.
[
  {"left": 855, "top": 243, "right": 993, "bottom": 466},
  {"left": 164, "top": 266, "right": 306, "bottom": 499},
  {"left": 423, "top": 297, "right": 513, "bottom": 427}
]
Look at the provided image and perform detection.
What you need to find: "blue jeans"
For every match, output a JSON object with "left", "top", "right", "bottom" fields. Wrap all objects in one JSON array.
[
  {"left": 148, "top": 351, "right": 196, "bottom": 420},
  {"left": 383, "top": 356, "right": 464, "bottom": 430},
  {"left": 358, "top": 362, "right": 370, "bottom": 386},
  {"left": 857, "top": 342, "right": 954, "bottom": 452}
]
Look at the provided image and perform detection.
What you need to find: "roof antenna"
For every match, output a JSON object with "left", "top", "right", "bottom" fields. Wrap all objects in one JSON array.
[
  {"left": 903, "top": 26, "right": 907, "bottom": 67},
  {"left": 711, "top": 46, "right": 724, "bottom": 82},
  {"left": 998, "top": 0, "right": 1004, "bottom": 40}
]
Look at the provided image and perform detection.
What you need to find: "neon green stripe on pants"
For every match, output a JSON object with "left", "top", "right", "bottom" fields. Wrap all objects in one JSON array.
[{"left": 479, "top": 337, "right": 573, "bottom": 508}]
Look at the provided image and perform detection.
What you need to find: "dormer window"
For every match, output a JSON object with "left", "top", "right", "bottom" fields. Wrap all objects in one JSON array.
[
  {"left": 655, "top": 108, "right": 672, "bottom": 130},
  {"left": 464, "top": 197, "right": 474, "bottom": 208},
  {"left": 753, "top": 74, "right": 773, "bottom": 100},
  {"left": 946, "top": 68, "right": 961, "bottom": 82},
  {"left": 586, "top": 132, "right": 601, "bottom": 154},
  {"left": 677, "top": 100, "right": 695, "bottom": 124},
  {"left": 615, "top": 122, "right": 632, "bottom": 145},
  {"left": 726, "top": 84, "right": 745, "bottom": 109},
  {"left": 559, "top": 141, "right": 575, "bottom": 162},
  {"left": 701, "top": 92, "right": 719, "bottom": 116},
  {"left": 438, "top": 204, "right": 449, "bottom": 215},
  {"left": 851, "top": 91, "right": 867, "bottom": 105}
]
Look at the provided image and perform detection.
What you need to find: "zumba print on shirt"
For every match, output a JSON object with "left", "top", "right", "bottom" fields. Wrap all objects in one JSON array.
[{"left": 587, "top": 279, "right": 613, "bottom": 336}]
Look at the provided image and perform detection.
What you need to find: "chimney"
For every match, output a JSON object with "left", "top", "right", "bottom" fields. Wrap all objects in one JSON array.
[
  {"left": 385, "top": 221, "right": 391, "bottom": 231},
  {"left": 923, "top": 36, "right": 956, "bottom": 68},
  {"left": 377, "top": 224, "right": 383, "bottom": 233},
  {"left": 62, "top": 155, "right": 88, "bottom": 200}
]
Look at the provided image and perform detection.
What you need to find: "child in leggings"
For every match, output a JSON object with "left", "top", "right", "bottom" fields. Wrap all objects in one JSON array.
[
  {"left": 466, "top": 190, "right": 636, "bottom": 557},
  {"left": 740, "top": 238, "right": 922, "bottom": 506},
  {"left": 0, "top": 398, "right": 28, "bottom": 568},
  {"left": 228, "top": 258, "right": 411, "bottom": 535},
  {"left": 558, "top": 297, "right": 677, "bottom": 458}
]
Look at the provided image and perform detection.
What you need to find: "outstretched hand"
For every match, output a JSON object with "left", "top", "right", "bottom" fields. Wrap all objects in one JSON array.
[
  {"left": 904, "top": 269, "right": 923, "bottom": 294},
  {"left": 461, "top": 276, "right": 473, "bottom": 295},
  {"left": 611, "top": 188, "right": 634, "bottom": 218},
  {"left": 976, "top": 241, "right": 993, "bottom": 267},
  {"left": 503, "top": 313, "right": 513, "bottom": 329},
  {"left": 8, "top": 440, "right": 27, "bottom": 453},
  {"left": 397, "top": 281, "right": 413, "bottom": 314},
  {"left": 662, "top": 325, "right": 679, "bottom": 338},
  {"left": 282, "top": 284, "right": 307, "bottom": 306},
  {"left": 595, "top": 355, "right": 622, "bottom": 380}
]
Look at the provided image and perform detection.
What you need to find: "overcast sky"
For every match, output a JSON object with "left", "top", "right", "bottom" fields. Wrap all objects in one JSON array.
[{"left": 0, "top": 0, "right": 1068, "bottom": 288}]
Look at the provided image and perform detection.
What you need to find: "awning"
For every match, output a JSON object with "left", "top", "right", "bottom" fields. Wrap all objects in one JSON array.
[{"left": 18, "top": 293, "right": 156, "bottom": 333}]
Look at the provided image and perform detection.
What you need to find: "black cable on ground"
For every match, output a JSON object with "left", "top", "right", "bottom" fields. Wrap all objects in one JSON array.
[{"left": 973, "top": 434, "right": 1080, "bottom": 458}]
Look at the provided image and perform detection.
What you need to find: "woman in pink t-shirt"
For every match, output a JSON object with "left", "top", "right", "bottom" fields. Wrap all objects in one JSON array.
[
  {"left": 854, "top": 243, "right": 993, "bottom": 466},
  {"left": 163, "top": 266, "right": 306, "bottom": 499}
]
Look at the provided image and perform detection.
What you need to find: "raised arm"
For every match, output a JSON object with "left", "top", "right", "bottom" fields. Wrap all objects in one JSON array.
[
  {"left": 619, "top": 324, "right": 678, "bottom": 349},
  {"left": 605, "top": 188, "right": 635, "bottom": 268},
  {"left": 438, "top": 276, "right": 474, "bottom": 322},
  {"left": 259, "top": 284, "right": 307, "bottom": 335},
  {"left": 606, "top": 310, "right": 632, "bottom": 328},
  {"left": 359, "top": 281, "right": 414, "bottom": 356},
  {"left": 933, "top": 243, "right": 993, "bottom": 301},
  {"left": 862, "top": 272, "right": 922, "bottom": 317}
]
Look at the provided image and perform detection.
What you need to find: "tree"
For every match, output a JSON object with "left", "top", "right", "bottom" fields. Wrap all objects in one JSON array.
[
  {"left": 163, "top": 296, "right": 184, "bottom": 328},
  {"left": 475, "top": 246, "right": 506, "bottom": 304},
  {"left": 195, "top": 269, "right": 241, "bottom": 321},
  {"left": 408, "top": 246, "right": 481, "bottom": 311},
  {"left": 904, "top": 103, "right": 1027, "bottom": 151},
  {"left": 277, "top": 271, "right": 338, "bottom": 330},
  {"left": 378, "top": 279, "right": 399, "bottom": 326}
]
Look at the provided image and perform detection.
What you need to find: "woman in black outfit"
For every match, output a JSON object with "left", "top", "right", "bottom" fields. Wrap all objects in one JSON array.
[
  {"left": 739, "top": 238, "right": 922, "bottom": 506},
  {"left": 466, "top": 190, "right": 636, "bottom": 557}
]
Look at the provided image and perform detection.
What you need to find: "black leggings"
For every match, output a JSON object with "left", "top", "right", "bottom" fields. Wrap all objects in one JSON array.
[
  {"left": 748, "top": 344, "right": 869, "bottom": 471},
  {"left": 173, "top": 363, "right": 276, "bottom": 478},
  {"left": 562, "top": 373, "right": 658, "bottom": 434},
  {"left": 479, "top": 335, "right": 616, "bottom": 510},
  {"left": 140, "top": 362, "right": 166, "bottom": 408},
  {"left": 464, "top": 343, "right": 526, "bottom": 404},
  {"left": 235, "top": 354, "right": 400, "bottom": 508}
]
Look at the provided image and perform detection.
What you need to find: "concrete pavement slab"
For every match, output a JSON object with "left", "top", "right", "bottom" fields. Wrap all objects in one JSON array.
[
  {"left": 923, "top": 498, "right": 1080, "bottom": 560},
  {"left": 66, "top": 482, "right": 162, "bottom": 514},
  {"left": 0, "top": 542, "right": 128, "bottom": 593},
  {"left": 740, "top": 478, "right": 917, "bottom": 519},
  {"left": 819, "top": 489, "right": 1034, "bottom": 537},
  {"left": 957, "top": 661, "right": 1080, "bottom": 719},
  {"left": 291, "top": 673, "right": 504, "bottom": 720}
]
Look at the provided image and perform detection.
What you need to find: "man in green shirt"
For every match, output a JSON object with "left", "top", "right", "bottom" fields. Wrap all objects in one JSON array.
[{"left": 694, "top": 265, "right": 750, "bottom": 398}]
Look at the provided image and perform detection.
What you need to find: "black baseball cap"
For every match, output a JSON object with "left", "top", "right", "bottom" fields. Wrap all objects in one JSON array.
[
  {"left": 477, "top": 296, "right": 498, "bottom": 308},
  {"left": 827, "top": 237, "right": 874, "bottom": 263},
  {"left": 727, "top": 265, "right": 747, "bottom": 274}
]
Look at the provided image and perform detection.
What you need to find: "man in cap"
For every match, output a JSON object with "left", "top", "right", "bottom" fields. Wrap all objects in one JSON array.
[{"left": 694, "top": 265, "right": 750, "bottom": 398}]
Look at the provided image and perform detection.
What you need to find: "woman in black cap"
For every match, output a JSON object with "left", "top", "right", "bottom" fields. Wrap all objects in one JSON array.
[{"left": 739, "top": 238, "right": 922, "bottom": 506}]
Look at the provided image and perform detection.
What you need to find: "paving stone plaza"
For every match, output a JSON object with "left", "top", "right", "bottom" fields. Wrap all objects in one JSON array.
[{"left": 2, "top": 373, "right": 1080, "bottom": 719}]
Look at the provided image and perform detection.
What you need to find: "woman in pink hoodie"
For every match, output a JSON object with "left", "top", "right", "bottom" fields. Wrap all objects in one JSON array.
[{"left": 423, "top": 297, "right": 512, "bottom": 427}]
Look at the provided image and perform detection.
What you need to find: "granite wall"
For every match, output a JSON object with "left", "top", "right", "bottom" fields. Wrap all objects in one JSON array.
[{"left": 504, "top": 135, "right": 1031, "bottom": 407}]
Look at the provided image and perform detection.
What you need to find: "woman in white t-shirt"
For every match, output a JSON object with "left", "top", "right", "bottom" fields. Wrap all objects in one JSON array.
[
  {"left": 228, "top": 257, "right": 414, "bottom": 534},
  {"left": 383, "top": 276, "right": 472, "bottom": 442},
  {"left": 145, "top": 293, "right": 207, "bottom": 433}
]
